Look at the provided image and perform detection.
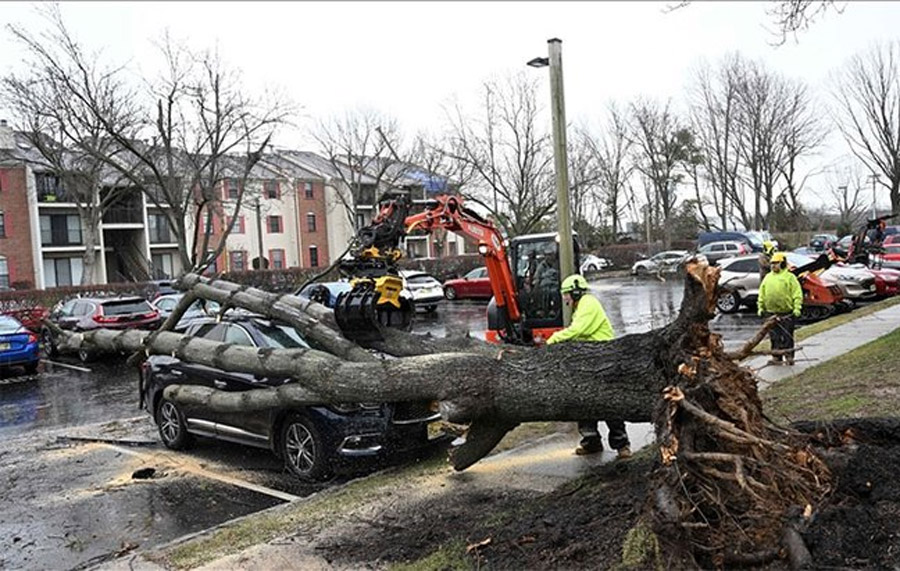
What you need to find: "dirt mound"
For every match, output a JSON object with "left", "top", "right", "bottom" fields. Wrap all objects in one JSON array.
[{"left": 317, "top": 418, "right": 900, "bottom": 570}]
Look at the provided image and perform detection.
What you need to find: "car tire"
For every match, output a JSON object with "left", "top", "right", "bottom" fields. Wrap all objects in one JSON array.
[
  {"left": 156, "top": 398, "right": 192, "bottom": 450},
  {"left": 716, "top": 291, "right": 741, "bottom": 314},
  {"left": 24, "top": 361, "right": 39, "bottom": 375},
  {"left": 586, "top": 264, "right": 598, "bottom": 272},
  {"left": 444, "top": 287, "right": 457, "bottom": 301},
  {"left": 425, "top": 305, "right": 437, "bottom": 313},
  {"left": 40, "top": 328, "right": 58, "bottom": 359},
  {"left": 635, "top": 266, "right": 648, "bottom": 276},
  {"left": 280, "top": 413, "right": 331, "bottom": 481},
  {"left": 78, "top": 348, "right": 94, "bottom": 363}
]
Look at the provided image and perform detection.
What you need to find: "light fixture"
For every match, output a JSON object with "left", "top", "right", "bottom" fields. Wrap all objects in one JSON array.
[
  {"left": 526, "top": 56, "right": 549, "bottom": 68},
  {"left": 477, "top": 244, "right": 489, "bottom": 256}
]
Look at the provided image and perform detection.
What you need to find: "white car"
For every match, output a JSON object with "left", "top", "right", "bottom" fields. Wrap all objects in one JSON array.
[
  {"left": 580, "top": 254, "right": 612, "bottom": 273},
  {"left": 399, "top": 270, "right": 444, "bottom": 313},
  {"left": 786, "top": 253, "right": 877, "bottom": 301},
  {"left": 631, "top": 250, "right": 689, "bottom": 275}
]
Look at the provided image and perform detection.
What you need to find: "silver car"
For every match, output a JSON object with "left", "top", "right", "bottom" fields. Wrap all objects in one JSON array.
[
  {"left": 399, "top": 271, "right": 444, "bottom": 313},
  {"left": 716, "top": 255, "right": 762, "bottom": 313},
  {"left": 631, "top": 250, "right": 689, "bottom": 275}
]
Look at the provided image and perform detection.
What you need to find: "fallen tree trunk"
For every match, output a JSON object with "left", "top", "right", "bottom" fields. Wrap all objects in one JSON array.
[{"left": 56, "top": 261, "right": 833, "bottom": 567}]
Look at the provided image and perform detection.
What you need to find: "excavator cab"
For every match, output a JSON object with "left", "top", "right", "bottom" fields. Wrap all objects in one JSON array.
[{"left": 487, "top": 233, "right": 580, "bottom": 344}]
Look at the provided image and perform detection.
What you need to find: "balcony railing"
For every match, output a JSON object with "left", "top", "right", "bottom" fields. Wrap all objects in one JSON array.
[
  {"left": 38, "top": 189, "right": 79, "bottom": 203},
  {"left": 103, "top": 207, "right": 143, "bottom": 224}
]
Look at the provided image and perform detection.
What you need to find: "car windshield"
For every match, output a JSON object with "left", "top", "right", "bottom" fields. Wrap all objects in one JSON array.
[
  {"left": 102, "top": 299, "right": 154, "bottom": 315},
  {"left": 885, "top": 245, "right": 900, "bottom": 254},
  {"left": 253, "top": 320, "right": 311, "bottom": 349},
  {"left": 465, "top": 268, "right": 485, "bottom": 279},
  {"left": 406, "top": 274, "right": 436, "bottom": 285}
]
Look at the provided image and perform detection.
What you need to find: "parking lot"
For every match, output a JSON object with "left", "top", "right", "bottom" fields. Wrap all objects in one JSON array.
[{"left": 0, "top": 274, "right": 795, "bottom": 569}]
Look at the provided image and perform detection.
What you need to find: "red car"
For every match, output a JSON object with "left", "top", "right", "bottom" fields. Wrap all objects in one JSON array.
[
  {"left": 442, "top": 267, "right": 493, "bottom": 300},
  {"left": 881, "top": 244, "right": 900, "bottom": 271},
  {"left": 870, "top": 267, "right": 900, "bottom": 297}
]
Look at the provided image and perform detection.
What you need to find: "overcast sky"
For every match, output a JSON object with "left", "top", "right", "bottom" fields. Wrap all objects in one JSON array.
[{"left": 2, "top": 1, "right": 898, "bottom": 208}]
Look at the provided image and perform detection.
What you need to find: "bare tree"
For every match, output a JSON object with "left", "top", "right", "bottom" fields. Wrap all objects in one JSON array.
[
  {"left": 689, "top": 56, "right": 750, "bottom": 230},
  {"left": 582, "top": 104, "right": 634, "bottom": 242},
  {"left": 629, "top": 99, "right": 694, "bottom": 247},
  {"left": 442, "top": 74, "right": 555, "bottom": 237},
  {"left": 2, "top": 7, "right": 137, "bottom": 284},
  {"left": 827, "top": 164, "right": 868, "bottom": 235},
  {"left": 833, "top": 41, "right": 900, "bottom": 214},
  {"left": 567, "top": 126, "right": 604, "bottom": 247},
  {"left": 313, "top": 109, "right": 415, "bottom": 232}
]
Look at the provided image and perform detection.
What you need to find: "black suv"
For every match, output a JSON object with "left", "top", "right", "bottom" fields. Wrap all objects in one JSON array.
[{"left": 139, "top": 315, "right": 443, "bottom": 480}]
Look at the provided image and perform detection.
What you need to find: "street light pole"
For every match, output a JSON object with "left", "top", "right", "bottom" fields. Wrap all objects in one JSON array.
[
  {"left": 869, "top": 174, "right": 880, "bottom": 220},
  {"left": 529, "top": 38, "right": 575, "bottom": 325}
]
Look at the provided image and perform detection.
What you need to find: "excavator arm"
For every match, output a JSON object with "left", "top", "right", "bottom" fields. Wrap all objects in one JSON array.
[{"left": 331, "top": 193, "right": 524, "bottom": 342}]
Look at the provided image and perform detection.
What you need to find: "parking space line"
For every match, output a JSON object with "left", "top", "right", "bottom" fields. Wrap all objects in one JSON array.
[
  {"left": 103, "top": 443, "right": 302, "bottom": 503},
  {"left": 41, "top": 359, "right": 92, "bottom": 373}
]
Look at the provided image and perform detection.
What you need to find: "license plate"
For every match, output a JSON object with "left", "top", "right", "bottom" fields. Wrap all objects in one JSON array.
[{"left": 0, "top": 343, "right": 10, "bottom": 351}]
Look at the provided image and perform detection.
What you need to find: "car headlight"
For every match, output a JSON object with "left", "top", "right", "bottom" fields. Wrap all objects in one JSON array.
[{"left": 329, "top": 403, "right": 362, "bottom": 413}]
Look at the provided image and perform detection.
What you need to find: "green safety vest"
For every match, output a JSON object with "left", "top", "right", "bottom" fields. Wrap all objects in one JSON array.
[{"left": 547, "top": 294, "right": 614, "bottom": 344}]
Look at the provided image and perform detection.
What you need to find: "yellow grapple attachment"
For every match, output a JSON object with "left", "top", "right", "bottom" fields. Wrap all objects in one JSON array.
[{"left": 334, "top": 275, "right": 414, "bottom": 342}]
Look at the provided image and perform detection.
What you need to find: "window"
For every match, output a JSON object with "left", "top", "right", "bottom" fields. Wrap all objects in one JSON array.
[
  {"left": 0, "top": 211, "right": 5, "bottom": 238},
  {"left": 264, "top": 181, "right": 279, "bottom": 199},
  {"left": 308, "top": 245, "right": 319, "bottom": 268},
  {"left": 39, "top": 214, "right": 82, "bottom": 246},
  {"left": 231, "top": 215, "right": 245, "bottom": 234},
  {"left": 148, "top": 213, "right": 172, "bottom": 244},
  {"left": 229, "top": 251, "right": 247, "bottom": 272},
  {"left": 0, "top": 257, "right": 8, "bottom": 288},
  {"left": 205, "top": 212, "right": 214, "bottom": 234},
  {"left": 269, "top": 249, "right": 285, "bottom": 269},
  {"left": 356, "top": 212, "right": 367, "bottom": 230},
  {"left": 42, "top": 257, "right": 83, "bottom": 287},
  {"left": 267, "top": 215, "right": 283, "bottom": 233},
  {"left": 304, "top": 182, "right": 314, "bottom": 199},
  {"left": 306, "top": 213, "right": 317, "bottom": 232},
  {"left": 224, "top": 178, "right": 240, "bottom": 200},
  {"left": 151, "top": 253, "right": 174, "bottom": 279},
  {"left": 35, "top": 173, "right": 65, "bottom": 201}
]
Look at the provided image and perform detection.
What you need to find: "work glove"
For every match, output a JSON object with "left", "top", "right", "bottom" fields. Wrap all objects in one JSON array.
[
  {"left": 793, "top": 310, "right": 801, "bottom": 318},
  {"left": 758, "top": 309, "right": 764, "bottom": 317}
]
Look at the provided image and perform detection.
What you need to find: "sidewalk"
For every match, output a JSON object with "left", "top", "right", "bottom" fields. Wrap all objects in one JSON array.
[
  {"left": 99, "top": 304, "right": 900, "bottom": 571},
  {"left": 744, "top": 303, "right": 900, "bottom": 390}
]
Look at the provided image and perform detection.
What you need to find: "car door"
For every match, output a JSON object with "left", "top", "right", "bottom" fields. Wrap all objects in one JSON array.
[
  {"left": 50, "top": 300, "right": 81, "bottom": 332},
  {"left": 472, "top": 267, "right": 493, "bottom": 297},
  {"left": 207, "top": 323, "right": 272, "bottom": 445},
  {"left": 169, "top": 322, "right": 229, "bottom": 426}
]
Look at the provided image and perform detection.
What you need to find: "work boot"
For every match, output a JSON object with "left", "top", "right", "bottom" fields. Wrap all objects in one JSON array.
[
  {"left": 575, "top": 437, "right": 603, "bottom": 456},
  {"left": 617, "top": 446, "right": 633, "bottom": 460},
  {"left": 785, "top": 358, "right": 795, "bottom": 366},
  {"left": 767, "top": 358, "right": 782, "bottom": 366}
]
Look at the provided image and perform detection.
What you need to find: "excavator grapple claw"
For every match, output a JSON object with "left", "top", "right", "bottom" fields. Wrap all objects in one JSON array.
[{"left": 334, "top": 278, "right": 415, "bottom": 342}]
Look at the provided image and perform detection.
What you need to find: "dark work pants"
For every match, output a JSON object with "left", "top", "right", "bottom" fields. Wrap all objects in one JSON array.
[
  {"left": 578, "top": 420, "right": 630, "bottom": 451},
  {"left": 766, "top": 312, "right": 795, "bottom": 361}
]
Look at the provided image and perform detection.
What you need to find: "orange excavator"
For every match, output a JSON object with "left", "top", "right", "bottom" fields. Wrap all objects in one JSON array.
[{"left": 333, "top": 193, "right": 577, "bottom": 345}]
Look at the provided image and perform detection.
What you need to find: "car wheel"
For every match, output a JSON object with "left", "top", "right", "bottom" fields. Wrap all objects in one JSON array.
[
  {"left": 587, "top": 264, "right": 598, "bottom": 272},
  {"left": 444, "top": 286, "right": 457, "bottom": 301},
  {"left": 40, "top": 328, "right": 57, "bottom": 359},
  {"left": 280, "top": 413, "right": 331, "bottom": 481},
  {"left": 156, "top": 398, "right": 192, "bottom": 450},
  {"left": 636, "top": 266, "right": 648, "bottom": 276},
  {"left": 425, "top": 305, "right": 437, "bottom": 313},
  {"left": 24, "top": 361, "right": 39, "bottom": 375},
  {"left": 716, "top": 291, "right": 741, "bottom": 314}
]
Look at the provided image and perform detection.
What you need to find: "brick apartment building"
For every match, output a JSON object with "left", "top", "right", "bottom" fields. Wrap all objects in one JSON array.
[{"left": 0, "top": 119, "right": 468, "bottom": 290}]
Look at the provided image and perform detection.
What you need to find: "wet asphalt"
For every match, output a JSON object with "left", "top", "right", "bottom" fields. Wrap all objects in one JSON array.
[{"left": 0, "top": 274, "right": 772, "bottom": 569}]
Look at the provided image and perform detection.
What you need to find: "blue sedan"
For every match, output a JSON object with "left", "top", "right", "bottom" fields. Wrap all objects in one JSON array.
[{"left": 0, "top": 315, "right": 40, "bottom": 374}]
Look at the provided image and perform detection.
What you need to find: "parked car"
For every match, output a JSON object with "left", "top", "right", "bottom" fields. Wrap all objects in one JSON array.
[
  {"left": 296, "top": 281, "right": 354, "bottom": 308},
  {"left": 786, "top": 252, "right": 878, "bottom": 302},
  {"left": 698, "top": 231, "right": 756, "bottom": 251},
  {"left": 881, "top": 244, "right": 900, "bottom": 269},
  {"left": 715, "top": 254, "right": 850, "bottom": 318},
  {"left": 139, "top": 315, "right": 444, "bottom": 480},
  {"left": 696, "top": 241, "right": 751, "bottom": 266},
  {"left": 443, "top": 267, "right": 492, "bottom": 300},
  {"left": 809, "top": 233, "right": 839, "bottom": 252},
  {"left": 399, "top": 270, "right": 443, "bottom": 313},
  {"left": 883, "top": 234, "right": 900, "bottom": 246},
  {"left": 0, "top": 314, "right": 40, "bottom": 374},
  {"left": 1, "top": 305, "right": 49, "bottom": 331},
  {"left": 152, "top": 294, "right": 221, "bottom": 331},
  {"left": 580, "top": 254, "right": 613, "bottom": 273},
  {"left": 631, "top": 251, "right": 689, "bottom": 275},
  {"left": 42, "top": 296, "right": 162, "bottom": 362}
]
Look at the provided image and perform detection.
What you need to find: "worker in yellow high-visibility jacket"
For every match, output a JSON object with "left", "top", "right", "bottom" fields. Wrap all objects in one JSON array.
[{"left": 757, "top": 252, "right": 803, "bottom": 365}]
